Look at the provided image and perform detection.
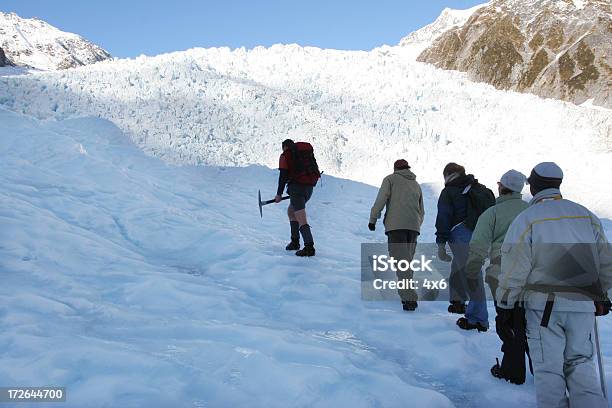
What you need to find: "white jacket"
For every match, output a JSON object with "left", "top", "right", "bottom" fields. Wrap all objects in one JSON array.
[{"left": 497, "top": 188, "right": 612, "bottom": 312}]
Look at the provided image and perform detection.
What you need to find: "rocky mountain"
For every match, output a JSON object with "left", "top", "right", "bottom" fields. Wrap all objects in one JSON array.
[
  {"left": 0, "top": 46, "right": 11, "bottom": 66},
  {"left": 0, "top": 11, "right": 110, "bottom": 70},
  {"left": 415, "top": 0, "right": 611, "bottom": 109}
]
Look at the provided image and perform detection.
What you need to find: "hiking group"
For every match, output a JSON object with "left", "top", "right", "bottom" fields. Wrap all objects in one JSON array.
[
  {"left": 271, "top": 139, "right": 611, "bottom": 407},
  {"left": 274, "top": 139, "right": 612, "bottom": 407},
  {"left": 369, "top": 159, "right": 612, "bottom": 408}
]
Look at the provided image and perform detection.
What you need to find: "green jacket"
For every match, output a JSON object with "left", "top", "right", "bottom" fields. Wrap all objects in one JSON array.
[
  {"left": 466, "top": 192, "right": 528, "bottom": 281},
  {"left": 369, "top": 169, "right": 424, "bottom": 233}
]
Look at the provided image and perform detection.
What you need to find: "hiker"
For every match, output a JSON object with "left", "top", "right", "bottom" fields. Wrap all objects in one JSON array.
[
  {"left": 465, "top": 170, "right": 529, "bottom": 382},
  {"left": 497, "top": 162, "right": 612, "bottom": 407},
  {"left": 435, "top": 163, "right": 495, "bottom": 319},
  {"left": 369, "top": 159, "right": 425, "bottom": 311},
  {"left": 275, "top": 139, "right": 320, "bottom": 257}
]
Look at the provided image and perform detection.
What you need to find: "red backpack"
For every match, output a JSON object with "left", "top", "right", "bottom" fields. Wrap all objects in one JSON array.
[{"left": 284, "top": 142, "right": 321, "bottom": 186}]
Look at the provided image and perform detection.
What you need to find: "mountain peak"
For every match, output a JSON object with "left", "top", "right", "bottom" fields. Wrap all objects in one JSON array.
[
  {"left": 399, "top": 4, "right": 487, "bottom": 54},
  {"left": 0, "top": 11, "right": 111, "bottom": 70}
]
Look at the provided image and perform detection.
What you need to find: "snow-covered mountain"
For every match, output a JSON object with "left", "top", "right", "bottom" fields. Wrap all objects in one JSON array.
[
  {"left": 417, "top": 0, "right": 612, "bottom": 108},
  {"left": 398, "top": 4, "right": 486, "bottom": 55},
  {"left": 0, "top": 11, "right": 110, "bottom": 70}
]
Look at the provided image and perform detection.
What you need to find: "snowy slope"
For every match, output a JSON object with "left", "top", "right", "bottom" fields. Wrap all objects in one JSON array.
[
  {"left": 2, "top": 104, "right": 611, "bottom": 408},
  {"left": 0, "top": 107, "right": 544, "bottom": 407},
  {"left": 0, "top": 11, "right": 110, "bottom": 70}
]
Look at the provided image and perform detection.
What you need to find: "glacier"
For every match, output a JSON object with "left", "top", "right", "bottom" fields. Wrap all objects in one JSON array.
[
  {"left": 0, "top": 101, "right": 611, "bottom": 407},
  {"left": 1, "top": 6, "right": 612, "bottom": 407},
  {"left": 0, "top": 107, "right": 541, "bottom": 407}
]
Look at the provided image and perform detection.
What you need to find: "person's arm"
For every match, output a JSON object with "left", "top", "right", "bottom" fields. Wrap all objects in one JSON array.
[
  {"left": 277, "top": 169, "right": 289, "bottom": 196},
  {"left": 276, "top": 154, "right": 289, "bottom": 197},
  {"left": 369, "top": 177, "right": 391, "bottom": 225},
  {"left": 418, "top": 187, "right": 425, "bottom": 227},
  {"left": 592, "top": 212, "right": 612, "bottom": 292},
  {"left": 466, "top": 208, "right": 495, "bottom": 280},
  {"left": 435, "top": 188, "right": 453, "bottom": 244},
  {"left": 497, "top": 216, "right": 532, "bottom": 309}
]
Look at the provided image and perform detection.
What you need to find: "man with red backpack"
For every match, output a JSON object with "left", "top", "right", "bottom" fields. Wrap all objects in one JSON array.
[{"left": 275, "top": 139, "right": 321, "bottom": 257}]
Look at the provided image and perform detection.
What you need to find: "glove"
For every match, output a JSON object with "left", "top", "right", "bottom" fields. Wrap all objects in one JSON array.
[
  {"left": 495, "top": 306, "right": 515, "bottom": 343},
  {"left": 595, "top": 299, "right": 612, "bottom": 316},
  {"left": 368, "top": 223, "right": 376, "bottom": 231},
  {"left": 437, "top": 244, "right": 452, "bottom": 262}
]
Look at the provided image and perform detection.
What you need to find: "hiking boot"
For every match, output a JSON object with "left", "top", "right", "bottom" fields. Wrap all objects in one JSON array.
[
  {"left": 285, "top": 240, "right": 300, "bottom": 251},
  {"left": 456, "top": 317, "right": 488, "bottom": 332},
  {"left": 491, "top": 359, "right": 503, "bottom": 378},
  {"left": 296, "top": 244, "right": 315, "bottom": 257},
  {"left": 402, "top": 301, "right": 418, "bottom": 311},
  {"left": 491, "top": 358, "right": 525, "bottom": 385},
  {"left": 448, "top": 302, "right": 466, "bottom": 314}
]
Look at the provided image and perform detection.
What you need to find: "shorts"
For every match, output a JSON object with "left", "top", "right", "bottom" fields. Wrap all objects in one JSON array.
[{"left": 287, "top": 183, "right": 313, "bottom": 211}]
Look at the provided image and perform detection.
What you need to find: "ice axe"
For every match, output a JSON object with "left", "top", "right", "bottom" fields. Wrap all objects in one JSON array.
[
  {"left": 258, "top": 189, "right": 289, "bottom": 218},
  {"left": 595, "top": 318, "right": 608, "bottom": 401}
]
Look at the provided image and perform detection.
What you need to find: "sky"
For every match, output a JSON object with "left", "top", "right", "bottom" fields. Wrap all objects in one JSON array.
[{"left": 2, "top": 0, "right": 484, "bottom": 58}]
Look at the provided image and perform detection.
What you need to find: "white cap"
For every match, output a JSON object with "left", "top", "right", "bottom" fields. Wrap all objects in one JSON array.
[
  {"left": 500, "top": 169, "right": 527, "bottom": 192},
  {"left": 532, "top": 162, "right": 564, "bottom": 180}
]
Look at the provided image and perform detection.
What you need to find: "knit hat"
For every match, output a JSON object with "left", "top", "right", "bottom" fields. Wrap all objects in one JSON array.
[
  {"left": 499, "top": 169, "right": 527, "bottom": 193},
  {"left": 394, "top": 159, "right": 411, "bottom": 170},
  {"left": 443, "top": 162, "right": 465, "bottom": 177},
  {"left": 527, "top": 162, "right": 563, "bottom": 193}
]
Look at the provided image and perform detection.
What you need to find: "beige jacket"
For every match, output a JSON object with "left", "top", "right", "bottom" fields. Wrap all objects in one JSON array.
[{"left": 369, "top": 169, "right": 425, "bottom": 233}]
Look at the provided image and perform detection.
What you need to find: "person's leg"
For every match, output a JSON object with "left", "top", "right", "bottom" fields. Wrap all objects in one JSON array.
[
  {"left": 295, "top": 209, "right": 314, "bottom": 246},
  {"left": 564, "top": 312, "right": 607, "bottom": 408},
  {"left": 496, "top": 306, "right": 527, "bottom": 383},
  {"left": 466, "top": 268, "right": 489, "bottom": 327},
  {"left": 294, "top": 209, "right": 308, "bottom": 226},
  {"left": 287, "top": 205, "right": 297, "bottom": 222},
  {"left": 293, "top": 185, "right": 315, "bottom": 256},
  {"left": 387, "top": 230, "right": 417, "bottom": 305},
  {"left": 404, "top": 230, "right": 418, "bottom": 304},
  {"left": 448, "top": 248, "right": 464, "bottom": 306},
  {"left": 286, "top": 206, "right": 300, "bottom": 249},
  {"left": 448, "top": 224, "right": 470, "bottom": 308},
  {"left": 289, "top": 188, "right": 311, "bottom": 242},
  {"left": 449, "top": 224, "right": 488, "bottom": 326},
  {"left": 526, "top": 309, "right": 570, "bottom": 408}
]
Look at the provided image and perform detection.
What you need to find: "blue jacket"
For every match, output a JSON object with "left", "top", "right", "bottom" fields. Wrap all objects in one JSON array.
[{"left": 435, "top": 174, "right": 475, "bottom": 244}]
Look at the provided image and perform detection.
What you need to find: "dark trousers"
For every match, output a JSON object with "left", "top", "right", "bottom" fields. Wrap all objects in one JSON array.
[
  {"left": 448, "top": 223, "right": 472, "bottom": 303},
  {"left": 386, "top": 229, "right": 419, "bottom": 303},
  {"left": 488, "top": 276, "right": 528, "bottom": 383},
  {"left": 494, "top": 306, "right": 529, "bottom": 384}
]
